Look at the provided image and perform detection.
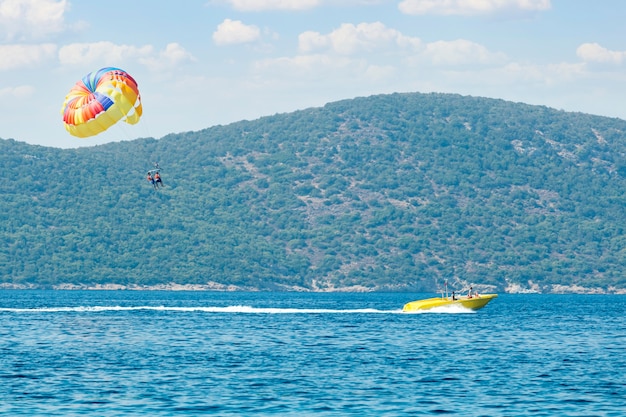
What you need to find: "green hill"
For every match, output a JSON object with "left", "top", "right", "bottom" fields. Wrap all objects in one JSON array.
[{"left": 2, "top": 92, "right": 626, "bottom": 293}]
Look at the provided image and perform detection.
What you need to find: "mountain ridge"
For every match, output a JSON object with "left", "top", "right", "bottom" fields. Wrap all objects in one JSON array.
[{"left": 3, "top": 92, "right": 626, "bottom": 293}]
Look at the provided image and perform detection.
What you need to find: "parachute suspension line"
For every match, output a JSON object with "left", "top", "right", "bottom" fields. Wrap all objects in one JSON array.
[
  {"left": 112, "top": 118, "right": 134, "bottom": 142},
  {"left": 138, "top": 110, "right": 156, "bottom": 141},
  {"left": 62, "top": 67, "right": 165, "bottom": 190}
]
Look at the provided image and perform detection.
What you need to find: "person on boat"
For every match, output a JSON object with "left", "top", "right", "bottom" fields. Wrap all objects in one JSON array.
[
  {"left": 154, "top": 171, "right": 163, "bottom": 187},
  {"left": 468, "top": 286, "right": 473, "bottom": 298},
  {"left": 451, "top": 291, "right": 456, "bottom": 301},
  {"left": 147, "top": 172, "right": 156, "bottom": 189}
]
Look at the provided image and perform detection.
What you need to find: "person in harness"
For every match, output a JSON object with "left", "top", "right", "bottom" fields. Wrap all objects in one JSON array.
[
  {"left": 154, "top": 171, "right": 163, "bottom": 187},
  {"left": 147, "top": 172, "right": 156, "bottom": 189}
]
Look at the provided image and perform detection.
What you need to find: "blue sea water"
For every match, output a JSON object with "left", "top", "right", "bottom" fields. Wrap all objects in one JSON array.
[{"left": 0, "top": 291, "right": 624, "bottom": 416}]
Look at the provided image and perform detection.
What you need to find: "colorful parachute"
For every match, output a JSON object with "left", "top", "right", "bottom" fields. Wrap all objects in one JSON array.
[{"left": 61, "top": 67, "right": 142, "bottom": 138}]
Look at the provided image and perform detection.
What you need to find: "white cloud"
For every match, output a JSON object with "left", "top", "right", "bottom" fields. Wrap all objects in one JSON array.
[
  {"left": 251, "top": 54, "right": 393, "bottom": 91},
  {"left": 298, "top": 31, "right": 329, "bottom": 53},
  {"left": 398, "top": 0, "right": 551, "bottom": 16},
  {"left": 140, "top": 42, "right": 196, "bottom": 67},
  {"left": 362, "top": 64, "right": 397, "bottom": 81},
  {"left": 221, "top": 0, "right": 320, "bottom": 11},
  {"left": 576, "top": 43, "right": 626, "bottom": 65},
  {"left": 252, "top": 53, "right": 397, "bottom": 90},
  {"left": 216, "top": 0, "right": 386, "bottom": 9},
  {"left": 255, "top": 54, "right": 356, "bottom": 75},
  {"left": 298, "top": 22, "right": 421, "bottom": 55},
  {"left": 296, "top": 23, "right": 505, "bottom": 68},
  {"left": 291, "top": 23, "right": 511, "bottom": 87},
  {"left": 0, "top": 43, "right": 57, "bottom": 70},
  {"left": 213, "top": 19, "right": 261, "bottom": 45},
  {"left": 0, "top": 84, "right": 35, "bottom": 99},
  {"left": 497, "top": 61, "right": 586, "bottom": 85},
  {"left": 58, "top": 41, "right": 195, "bottom": 69},
  {"left": 544, "top": 62, "right": 587, "bottom": 83},
  {"left": 0, "top": 0, "right": 68, "bottom": 40},
  {"left": 58, "top": 41, "right": 153, "bottom": 66},
  {"left": 423, "top": 39, "right": 506, "bottom": 66}
]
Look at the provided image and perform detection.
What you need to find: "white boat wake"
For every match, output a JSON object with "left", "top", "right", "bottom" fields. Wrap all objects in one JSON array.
[
  {"left": 0, "top": 305, "right": 476, "bottom": 314},
  {"left": 0, "top": 305, "right": 395, "bottom": 314},
  {"left": 0, "top": 305, "right": 475, "bottom": 315}
]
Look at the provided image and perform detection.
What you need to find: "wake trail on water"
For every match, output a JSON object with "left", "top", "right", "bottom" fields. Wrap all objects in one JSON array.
[
  {"left": 0, "top": 305, "right": 474, "bottom": 314},
  {"left": 0, "top": 305, "right": 399, "bottom": 314}
]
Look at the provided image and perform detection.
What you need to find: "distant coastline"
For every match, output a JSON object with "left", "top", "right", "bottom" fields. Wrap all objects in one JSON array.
[{"left": 1, "top": 282, "right": 624, "bottom": 294}]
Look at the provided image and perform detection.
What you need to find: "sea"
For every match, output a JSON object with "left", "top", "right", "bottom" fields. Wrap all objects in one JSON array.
[{"left": 0, "top": 291, "right": 624, "bottom": 416}]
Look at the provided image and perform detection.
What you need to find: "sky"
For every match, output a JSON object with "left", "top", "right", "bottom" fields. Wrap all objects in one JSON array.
[{"left": 1, "top": 0, "right": 625, "bottom": 149}]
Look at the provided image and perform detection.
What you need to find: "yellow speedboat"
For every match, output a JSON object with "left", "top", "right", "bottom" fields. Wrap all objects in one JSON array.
[{"left": 403, "top": 293, "right": 498, "bottom": 312}]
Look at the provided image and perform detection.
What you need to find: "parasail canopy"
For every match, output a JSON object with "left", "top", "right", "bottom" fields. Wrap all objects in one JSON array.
[{"left": 61, "top": 67, "right": 142, "bottom": 138}]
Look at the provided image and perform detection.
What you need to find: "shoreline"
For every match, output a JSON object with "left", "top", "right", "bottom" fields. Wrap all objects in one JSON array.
[{"left": 0, "top": 282, "right": 625, "bottom": 294}]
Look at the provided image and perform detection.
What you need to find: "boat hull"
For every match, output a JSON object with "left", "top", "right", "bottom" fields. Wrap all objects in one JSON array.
[{"left": 402, "top": 294, "right": 498, "bottom": 312}]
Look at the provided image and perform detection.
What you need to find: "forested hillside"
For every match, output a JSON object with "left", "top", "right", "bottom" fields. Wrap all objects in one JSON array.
[{"left": 2, "top": 92, "right": 626, "bottom": 293}]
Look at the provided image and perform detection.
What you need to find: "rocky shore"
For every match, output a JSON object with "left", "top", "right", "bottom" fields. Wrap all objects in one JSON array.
[{"left": 1, "top": 281, "right": 625, "bottom": 294}]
